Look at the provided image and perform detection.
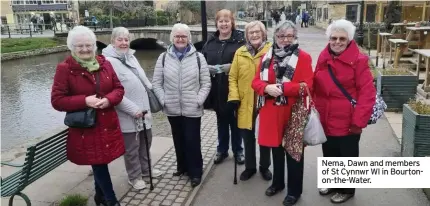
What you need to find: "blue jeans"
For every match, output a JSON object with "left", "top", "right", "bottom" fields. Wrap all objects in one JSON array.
[
  {"left": 216, "top": 109, "right": 243, "bottom": 155},
  {"left": 92, "top": 164, "right": 117, "bottom": 202}
]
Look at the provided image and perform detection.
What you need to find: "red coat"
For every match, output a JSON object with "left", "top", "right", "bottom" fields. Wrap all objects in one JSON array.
[
  {"left": 252, "top": 50, "right": 313, "bottom": 147},
  {"left": 51, "top": 55, "right": 125, "bottom": 165},
  {"left": 314, "top": 41, "right": 376, "bottom": 137}
]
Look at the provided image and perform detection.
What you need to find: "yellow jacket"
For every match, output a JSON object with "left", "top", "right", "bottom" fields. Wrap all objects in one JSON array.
[{"left": 228, "top": 42, "right": 272, "bottom": 130}]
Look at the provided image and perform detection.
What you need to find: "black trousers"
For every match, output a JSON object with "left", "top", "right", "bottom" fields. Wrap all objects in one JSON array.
[
  {"left": 240, "top": 129, "right": 271, "bottom": 170},
  {"left": 168, "top": 116, "right": 203, "bottom": 178},
  {"left": 269, "top": 145, "right": 304, "bottom": 197},
  {"left": 322, "top": 134, "right": 361, "bottom": 194}
]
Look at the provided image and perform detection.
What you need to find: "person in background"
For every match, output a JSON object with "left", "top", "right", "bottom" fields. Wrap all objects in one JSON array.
[
  {"left": 51, "top": 26, "right": 124, "bottom": 206},
  {"left": 152, "top": 23, "right": 211, "bottom": 187},
  {"left": 251, "top": 20, "right": 313, "bottom": 206},
  {"left": 228, "top": 20, "right": 273, "bottom": 182},
  {"left": 102, "top": 27, "right": 164, "bottom": 191},
  {"left": 202, "top": 9, "right": 246, "bottom": 165},
  {"left": 313, "top": 19, "right": 375, "bottom": 204}
]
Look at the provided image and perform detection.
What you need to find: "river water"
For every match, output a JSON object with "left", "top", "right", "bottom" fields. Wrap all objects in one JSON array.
[{"left": 1, "top": 50, "right": 166, "bottom": 152}]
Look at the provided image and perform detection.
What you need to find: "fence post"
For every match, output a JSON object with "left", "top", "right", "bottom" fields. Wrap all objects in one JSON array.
[
  {"left": 367, "top": 27, "right": 371, "bottom": 56},
  {"left": 29, "top": 24, "right": 32, "bottom": 37},
  {"left": 7, "top": 25, "right": 11, "bottom": 38}
]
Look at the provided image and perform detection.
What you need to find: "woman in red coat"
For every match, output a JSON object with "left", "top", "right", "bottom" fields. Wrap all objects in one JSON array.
[
  {"left": 314, "top": 19, "right": 375, "bottom": 204},
  {"left": 252, "top": 20, "right": 313, "bottom": 206},
  {"left": 51, "top": 26, "right": 125, "bottom": 206}
]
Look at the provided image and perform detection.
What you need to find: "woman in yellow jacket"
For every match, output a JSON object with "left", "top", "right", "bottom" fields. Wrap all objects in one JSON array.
[{"left": 228, "top": 21, "right": 272, "bottom": 181}]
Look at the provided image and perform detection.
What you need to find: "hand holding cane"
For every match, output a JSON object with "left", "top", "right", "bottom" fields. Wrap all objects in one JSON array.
[{"left": 141, "top": 110, "right": 154, "bottom": 190}]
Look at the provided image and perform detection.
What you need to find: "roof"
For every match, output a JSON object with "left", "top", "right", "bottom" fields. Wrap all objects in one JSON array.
[{"left": 12, "top": 4, "right": 67, "bottom": 12}]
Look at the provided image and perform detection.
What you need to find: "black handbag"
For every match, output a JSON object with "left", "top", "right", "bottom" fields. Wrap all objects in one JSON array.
[{"left": 64, "top": 72, "right": 99, "bottom": 128}]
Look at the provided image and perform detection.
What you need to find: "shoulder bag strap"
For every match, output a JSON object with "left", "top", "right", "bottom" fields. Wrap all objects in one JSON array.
[
  {"left": 196, "top": 52, "right": 201, "bottom": 70},
  {"left": 327, "top": 64, "right": 357, "bottom": 106},
  {"left": 95, "top": 72, "right": 100, "bottom": 98}
]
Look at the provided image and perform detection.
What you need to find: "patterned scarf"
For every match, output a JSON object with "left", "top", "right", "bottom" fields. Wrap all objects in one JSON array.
[
  {"left": 245, "top": 40, "right": 267, "bottom": 57},
  {"left": 256, "top": 43, "right": 300, "bottom": 109},
  {"left": 71, "top": 53, "right": 100, "bottom": 72}
]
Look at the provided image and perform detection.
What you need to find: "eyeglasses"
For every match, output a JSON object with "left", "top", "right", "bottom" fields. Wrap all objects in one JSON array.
[
  {"left": 276, "top": 35, "right": 295, "bottom": 40},
  {"left": 248, "top": 30, "right": 262, "bottom": 36},
  {"left": 174, "top": 35, "right": 188, "bottom": 39},
  {"left": 330, "top": 36, "right": 347, "bottom": 42},
  {"left": 73, "top": 44, "right": 94, "bottom": 50}
]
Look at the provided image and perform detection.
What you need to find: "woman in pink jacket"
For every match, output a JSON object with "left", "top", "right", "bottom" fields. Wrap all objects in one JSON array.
[{"left": 313, "top": 19, "right": 376, "bottom": 204}]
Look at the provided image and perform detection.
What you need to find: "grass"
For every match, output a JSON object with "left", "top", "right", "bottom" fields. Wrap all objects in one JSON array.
[
  {"left": 1, "top": 37, "right": 64, "bottom": 53},
  {"left": 379, "top": 69, "right": 412, "bottom": 75},
  {"left": 58, "top": 194, "right": 88, "bottom": 206},
  {"left": 407, "top": 99, "right": 430, "bottom": 115}
]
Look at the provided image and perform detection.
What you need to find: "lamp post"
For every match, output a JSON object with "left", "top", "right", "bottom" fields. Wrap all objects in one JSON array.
[
  {"left": 357, "top": 0, "right": 365, "bottom": 46},
  {"left": 201, "top": 0, "right": 207, "bottom": 43}
]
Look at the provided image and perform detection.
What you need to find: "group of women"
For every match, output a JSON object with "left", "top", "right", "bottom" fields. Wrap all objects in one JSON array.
[{"left": 51, "top": 8, "right": 375, "bottom": 206}]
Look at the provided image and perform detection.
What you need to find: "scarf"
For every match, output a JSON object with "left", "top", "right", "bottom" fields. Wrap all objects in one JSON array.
[
  {"left": 256, "top": 43, "right": 300, "bottom": 109},
  {"left": 245, "top": 40, "right": 267, "bottom": 57},
  {"left": 71, "top": 53, "right": 100, "bottom": 72},
  {"left": 173, "top": 45, "right": 191, "bottom": 61}
]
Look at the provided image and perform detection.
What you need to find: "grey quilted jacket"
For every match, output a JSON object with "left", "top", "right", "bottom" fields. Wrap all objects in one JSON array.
[{"left": 152, "top": 45, "right": 211, "bottom": 117}]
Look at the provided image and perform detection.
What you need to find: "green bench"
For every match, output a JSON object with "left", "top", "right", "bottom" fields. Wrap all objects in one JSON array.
[{"left": 1, "top": 129, "right": 68, "bottom": 206}]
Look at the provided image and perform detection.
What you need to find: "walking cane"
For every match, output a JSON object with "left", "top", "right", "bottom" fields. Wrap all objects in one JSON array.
[
  {"left": 233, "top": 109, "right": 238, "bottom": 185},
  {"left": 141, "top": 110, "right": 154, "bottom": 190}
]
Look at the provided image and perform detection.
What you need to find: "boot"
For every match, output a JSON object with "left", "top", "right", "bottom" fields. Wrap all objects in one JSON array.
[
  {"left": 94, "top": 193, "right": 107, "bottom": 206},
  {"left": 106, "top": 200, "right": 121, "bottom": 206}
]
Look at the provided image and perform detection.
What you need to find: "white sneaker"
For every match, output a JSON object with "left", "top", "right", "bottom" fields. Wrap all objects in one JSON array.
[
  {"left": 142, "top": 169, "right": 164, "bottom": 178},
  {"left": 128, "top": 178, "right": 146, "bottom": 190}
]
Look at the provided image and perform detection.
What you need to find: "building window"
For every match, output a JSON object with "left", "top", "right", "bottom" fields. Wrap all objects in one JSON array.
[
  {"left": 12, "top": 1, "right": 25, "bottom": 4},
  {"left": 346, "top": 4, "right": 359, "bottom": 22},
  {"left": 25, "top": 0, "right": 38, "bottom": 4},
  {"left": 366, "top": 4, "right": 376, "bottom": 22},
  {"left": 56, "top": 0, "right": 67, "bottom": 3},
  {"left": 1, "top": 16, "right": 7, "bottom": 24},
  {"left": 42, "top": 0, "right": 54, "bottom": 4},
  {"left": 323, "top": 8, "right": 328, "bottom": 20},
  {"left": 317, "top": 8, "right": 322, "bottom": 21}
]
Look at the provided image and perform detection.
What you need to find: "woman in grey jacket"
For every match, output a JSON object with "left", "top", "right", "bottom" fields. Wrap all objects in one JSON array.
[
  {"left": 102, "top": 27, "right": 164, "bottom": 190},
  {"left": 152, "top": 23, "right": 211, "bottom": 187}
]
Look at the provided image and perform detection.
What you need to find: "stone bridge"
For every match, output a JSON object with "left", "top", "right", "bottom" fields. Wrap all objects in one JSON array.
[
  {"left": 54, "top": 26, "right": 220, "bottom": 50},
  {"left": 54, "top": 22, "right": 248, "bottom": 50}
]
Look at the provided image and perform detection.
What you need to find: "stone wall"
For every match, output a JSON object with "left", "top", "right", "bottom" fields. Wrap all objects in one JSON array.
[
  {"left": 329, "top": 4, "right": 347, "bottom": 21},
  {"left": 1, "top": 45, "right": 69, "bottom": 62}
]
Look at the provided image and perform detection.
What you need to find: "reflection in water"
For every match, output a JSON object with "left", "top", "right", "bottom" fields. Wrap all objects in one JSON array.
[{"left": 1, "top": 49, "right": 164, "bottom": 151}]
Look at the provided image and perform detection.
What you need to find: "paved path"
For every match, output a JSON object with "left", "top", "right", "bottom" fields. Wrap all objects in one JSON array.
[{"left": 192, "top": 26, "right": 430, "bottom": 206}]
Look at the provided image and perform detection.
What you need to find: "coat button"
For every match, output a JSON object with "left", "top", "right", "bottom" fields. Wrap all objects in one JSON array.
[
  {"left": 104, "top": 129, "right": 107, "bottom": 131},
  {"left": 106, "top": 144, "right": 109, "bottom": 148},
  {"left": 102, "top": 113, "right": 105, "bottom": 115},
  {"left": 81, "top": 135, "right": 84, "bottom": 138},
  {"left": 81, "top": 73, "right": 84, "bottom": 75}
]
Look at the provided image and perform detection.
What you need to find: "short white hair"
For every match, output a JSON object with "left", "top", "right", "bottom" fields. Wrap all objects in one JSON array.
[
  {"left": 326, "top": 19, "right": 356, "bottom": 41},
  {"left": 111, "top": 27, "right": 130, "bottom": 43},
  {"left": 170, "top": 23, "right": 192, "bottom": 43},
  {"left": 67, "top": 26, "right": 97, "bottom": 53}
]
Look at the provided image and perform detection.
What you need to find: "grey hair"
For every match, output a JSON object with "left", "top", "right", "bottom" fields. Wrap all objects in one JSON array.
[
  {"left": 67, "top": 25, "right": 97, "bottom": 53},
  {"left": 244, "top": 20, "right": 267, "bottom": 41},
  {"left": 326, "top": 19, "right": 356, "bottom": 41},
  {"left": 111, "top": 27, "right": 130, "bottom": 43},
  {"left": 273, "top": 20, "right": 298, "bottom": 40},
  {"left": 170, "top": 23, "right": 192, "bottom": 43}
]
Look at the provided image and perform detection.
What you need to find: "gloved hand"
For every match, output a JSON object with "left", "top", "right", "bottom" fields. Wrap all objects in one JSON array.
[
  {"left": 228, "top": 100, "right": 240, "bottom": 114},
  {"left": 208, "top": 65, "right": 223, "bottom": 75},
  {"left": 221, "top": 64, "right": 232, "bottom": 74},
  {"left": 349, "top": 124, "right": 362, "bottom": 134}
]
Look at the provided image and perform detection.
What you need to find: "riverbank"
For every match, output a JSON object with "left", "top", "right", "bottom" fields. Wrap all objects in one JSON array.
[{"left": 1, "top": 37, "right": 68, "bottom": 61}]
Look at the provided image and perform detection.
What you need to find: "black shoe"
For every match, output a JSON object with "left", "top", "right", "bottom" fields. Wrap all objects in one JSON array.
[
  {"left": 265, "top": 185, "right": 284, "bottom": 196},
  {"left": 319, "top": 188, "right": 335, "bottom": 196},
  {"left": 259, "top": 167, "right": 272, "bottom": 181},
  {"left": 240, "top": 169, "right": 256, "bottom": 181},
  {"left": 234, "top": 153, "right": 245, "bottom": 165},
  {"left": 330, "top": 193, "right": 354, "bottom": 204},
  {"left": 94, "top": 193, "right": 107, "bottom": 206},
  {"left": 214, "top": 153, "right": 228, "bottom": 164},
  {"left": 106, "top": 201, "right": 121, "bottom": 206},
  {"left": 173, "top": 171, "right": 187, "bottom": 176},
  {"left": 190, "top": 177, "right": 201, "bottom": 187},
  {"left": 283, "top": 195, "right": 300, "bottom": 206}
]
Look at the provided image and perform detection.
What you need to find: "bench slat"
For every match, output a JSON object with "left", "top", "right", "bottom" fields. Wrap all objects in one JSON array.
[
  {"left": 25, "top": 155, "right": 67, "bottom": 186},
  {"left": 29, "top": 143, "right": 66, "bottom": 173},
  {"left": 33, "top": 139, "right": 66, "bottom": 161},
  {"left": 1, "top": 172, "right": 24, "bottom": 196},
  {"left": 34, "top": 130, "right": 67, "bottom": 150}
]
